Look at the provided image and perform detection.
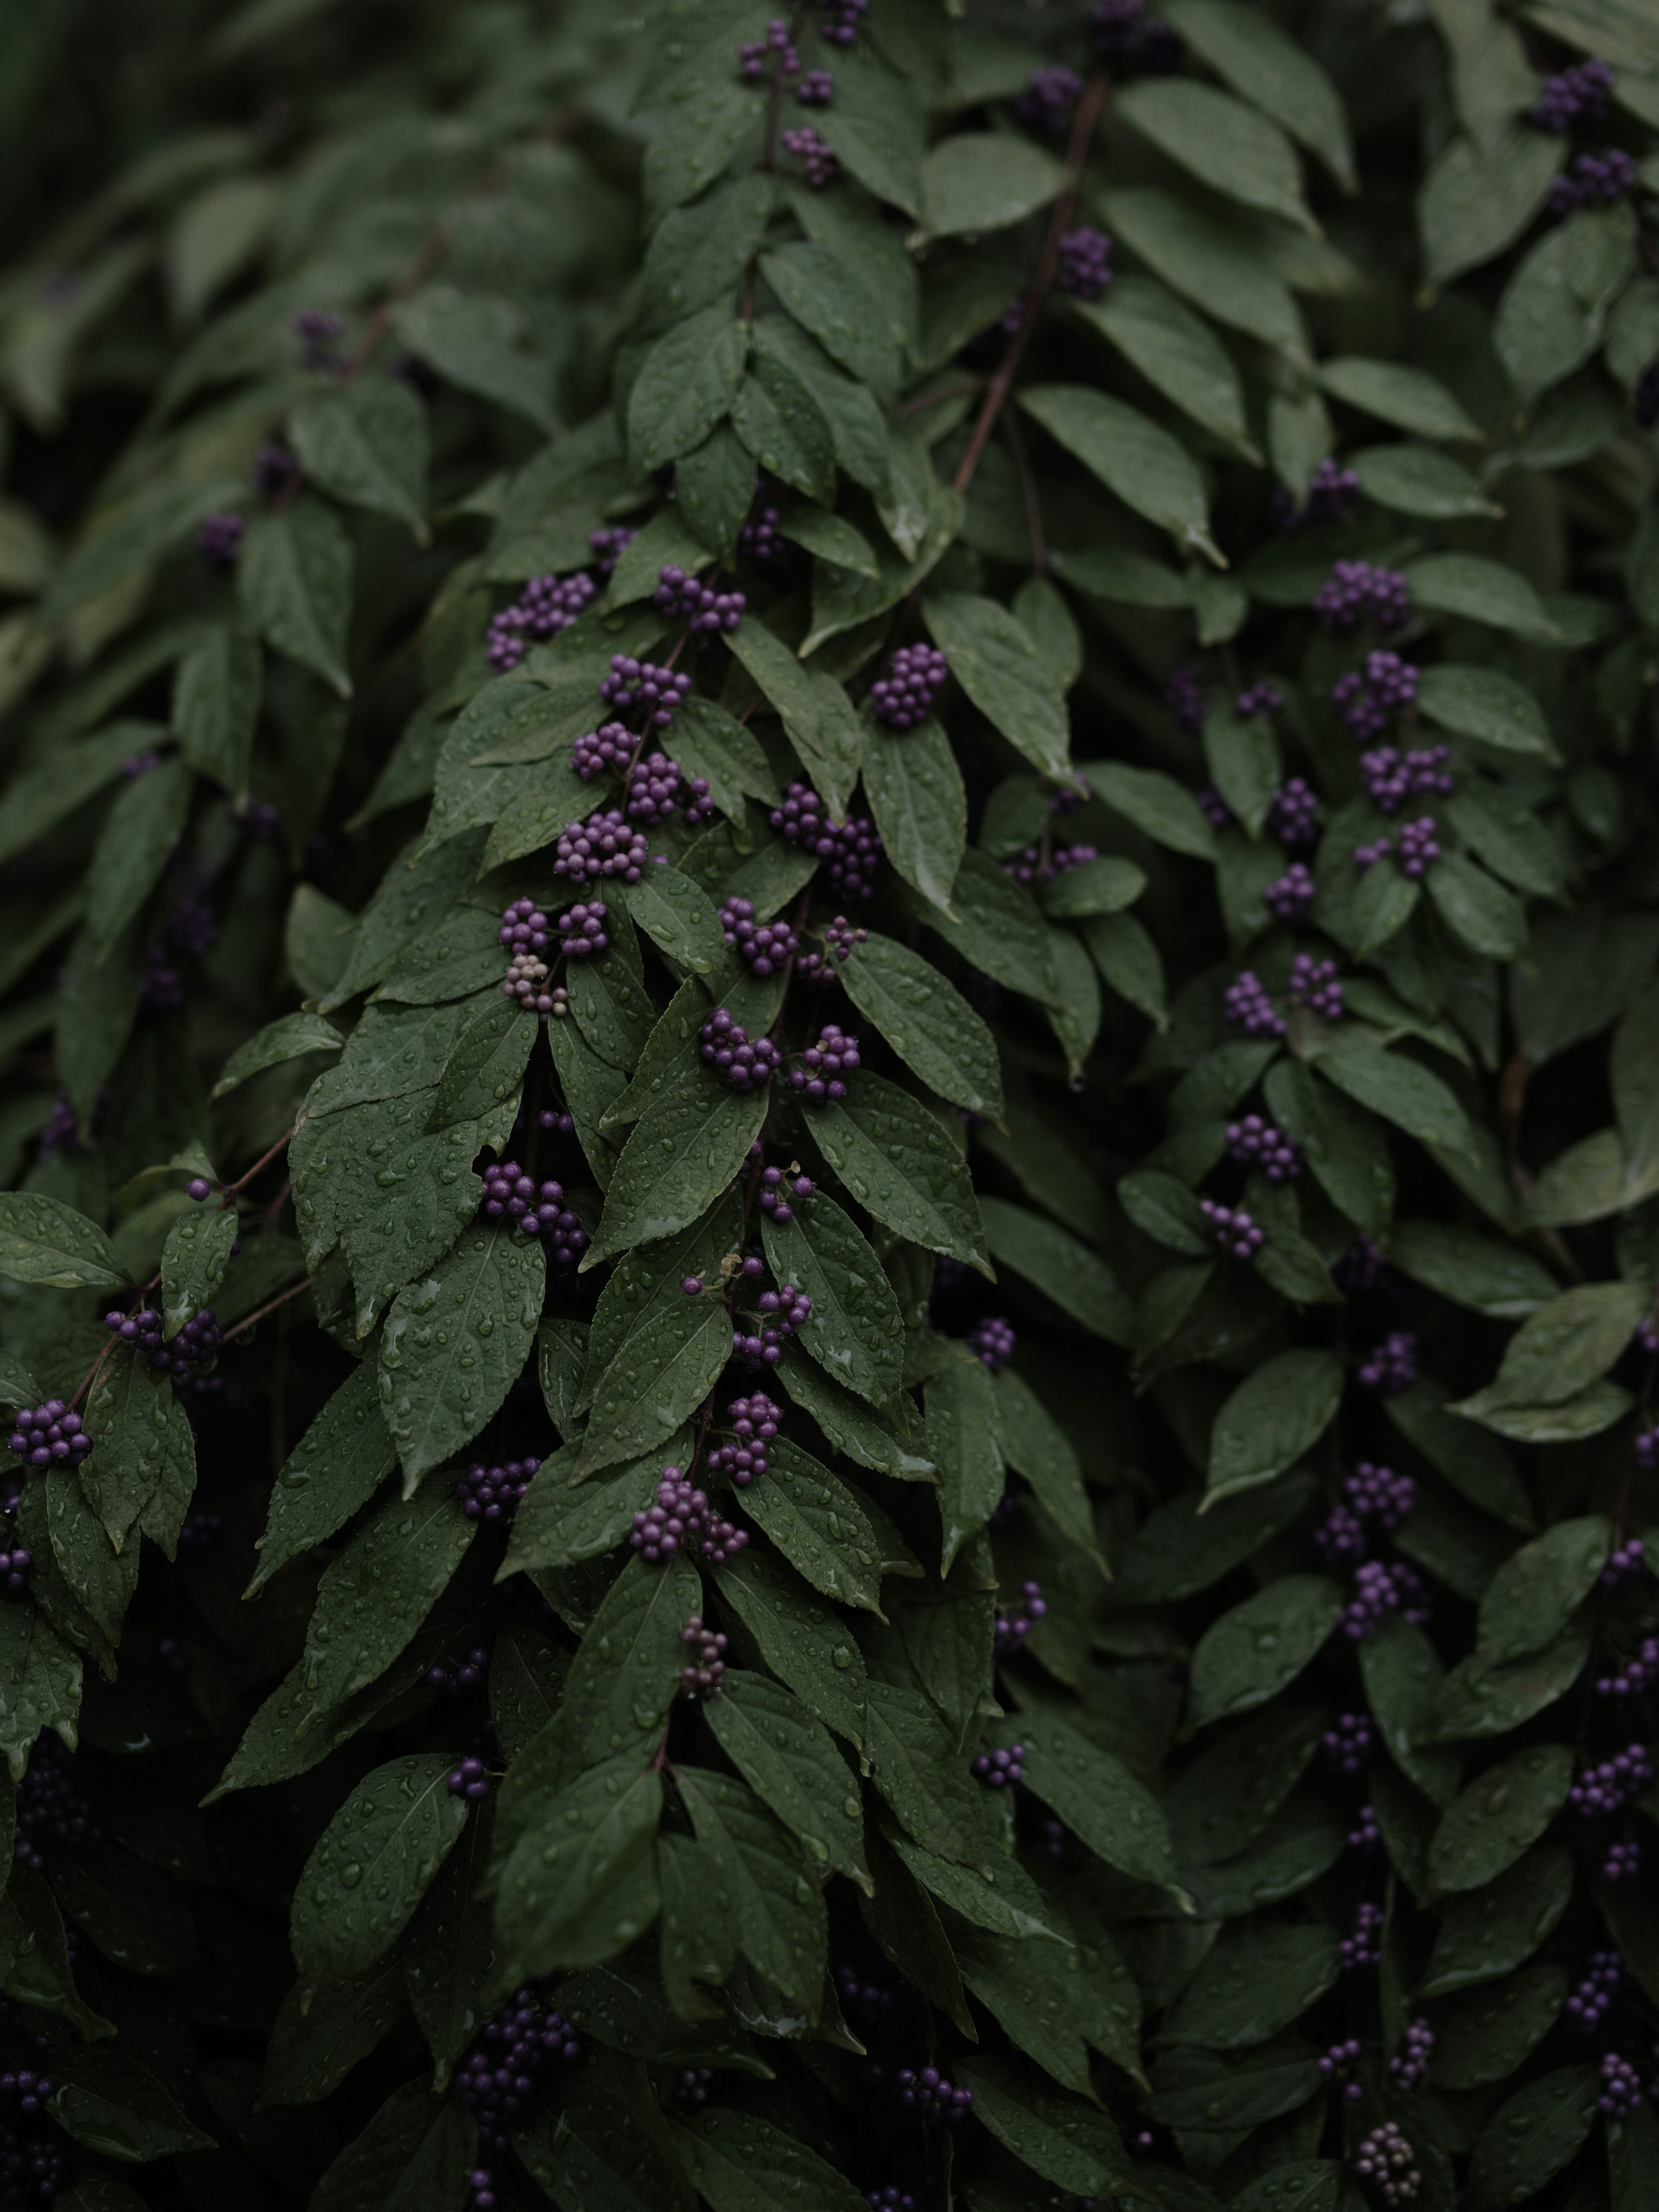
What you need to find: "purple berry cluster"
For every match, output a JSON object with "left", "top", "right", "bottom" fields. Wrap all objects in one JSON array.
[
  {"left": 1017, "top": 64, "right": 1083, "bottom": 135},
  {"left": 1268, "top": 778, "right": 1319, "bottom": 847},
  {"left": 835, "top": 1965, "right": 896, "bottom": 2021},
  {"left": 1355, "top": 2123, "right": 1421, "bottom": 2207},
  {"left": 196, "top": 511, "right": 245, "bottom": 571},
  {"left": 1598, "top": 1637, "right": 1659, "bottom": 1701},
  {"left": 1343, "top": 1558, "right": 1430, "bottom": 1640},
  {"left": 1270, "top": 458, "right": 1360, "bottom": 532},
  {"left": 1569, "top": 1744, "right": 1654, "bottom": 1816},
  {"left": 757, "top": 1160, "right": 814, "bottom": 1222},
  {"left": 739, "top": 19, "right": 798, "bottom": 79},
  {"left": 1313, "top": 560, "right": 1411, "bottom": 632},
  {"left": 896, "top": 2066, "right": 974, "bottom": 2122},
  {"left": 448, "top": 1756, "right": 490, "bottom": 1803},
  {"left": 104, "top": 1306, "right": 222, "bottom": 1377},
  {"left": 1166, "top": 664, "right": 1206, "bottom": 735},
  {"left": 1550, "top": 148, "right": 1635, "bottom": 216},
  {"left": 1346, "top": 1460, "right": 1416, "bottom": 1529},
  {"left": 631, "top": 1467, "right": 747, "bottom": 1564},
  {"left": 1389, "top": 2018, "right": 1433, "bottom": 2090},
  {"left": 1089, "top": 0, "right": 1180, "bottom": 71},
  {"left": 0, "top": 2070, "right": 54, "bottom": 2120},
  {"left": 14, "top": 1738, "right": 99, "bottom": 1872},
  {"left": 652, "top": 563, "right": 745, "bottom": 634},
  {"left": 486, "top": 573, "right": 596, "bottom": 672},
  {"left": 1599, "top": 2052, "right": 1644, "bottom": 2117},
  {"left": 588, "top": 525, "right": 635, "bottom": 577},
  {"left": 1358, "top": 1331, "right": 1418, "bottom": 1393},
  {"left": 554, "top": 809, "right": 649, "bottom": 884},
  {"left": 1360, "top": 744, "right": 1453, "bottom": 815},
  {"left": 255, "top": 442, "right": 299, "bottom": 496},
  {"left": 558, "top": 901, "right": 610, "bottom": 962},
  {"left": 699, "top": 1010, "right": 781, "bottom": 1091},
  {"left": 627, "top": 752, "right": 710, "bottom": 825},
  {"left": 1531, "top": 56, "right": 1613, "bottom": 130},
  {"left": 1200, "top": 1199, "right": 1263, "bottom": 1260},
  {"left": 599, "top": 655, "right": 692, "bottom": 730},
  {"left": 499, "top": 897, "right": 558, "bottom": 1012},
  {"left": 427, "top": 1647, "right": 489, "bottom": 1695},
  {"left": 720, "top": 896, "right": 797, "bottom": 976},
  {"left": 969, "top": 1316, "right": 1016, "bottom": 1372},
  {"left": 1333, "top": 650, "right": 1418, "bottom": 739},
  {"left": 1224, "top": 970, "right": 1285, "bottom": 1039},
  {"left": 1198, "top": 787, "right": 1231, "bottom": 829},
  {"left": 1319, "top": 2037, "right": 1363, "bottom": 2101},
  {"left": 675, "top": 2068, "right": 713, "bottom": 2111},
  {"left": 782, "top": 126, "right": 839, "bottom": 187},
  {"left": 1603, "top": 1834, "right": 1643, "bottom": 1881},
  {"left": 35, "top": 1092, "right": 81, "bottom": 1160},
  {"left": 1262, "top": 862, "right": 1315, "bottom": 920},
  {"left": 871, "top": 644, "right": 949, "bottom": 731},
  {"left": 819, "top": 0, "right": 867, "bottom": 45},
  {"left": 1321, "top": 1712, "right": 1373, "bottom": 1777},
  {"left": 1291, "top": 952, "right": 1344, "bottom": 1021},
  {"left": 738, "top": 505, "right": 781, "bottom": 563},
  {"left": 293, "top": 308, "right": 344, "bottom": 371},
  {"left": 1599, "top": 1535, "right": 1648, "bottom": 1590},
  {"left": 1334, "top": 1233, "right": 1387, "bottom": 1293},
  {"left": 709, "top": 1394, "right": 780, "bottom": 1487},
  {"left": 1004, "top": 838, "right": 1099, "bottom": 887},
  {"left": 479, "top": 1163, "right": 587, "bottom": 1261},
  {"left": 177, "top": 1510, "right": 222, "bottom": 1556},
  {"left": 1348, "top": 1800, "right": 1382, "bottom": 1851},
  {"left": 1057, "top": 226, "right": 1112, "bottom": 300},
  {"left": 797, "top": 69, "right": 835, "bottom": 105},
  {"left": 971, "top": 1743, "right": 1025, "bottom": 1787},
  {"left": 866, "top": 2191, "right": 915, "bottom": 2212},
  {"left": 1340, "top": 1900, "right": 1384, "bottom": 1971},
  {"left": 1225, "top": 1115, "right": 1300, "bottom": 1181},
  {"left": 797, "top": 913, "right": 868, "bottom": 984},
  {"left": 1235, "top": 682, "right": 1284, "bottom": 719},
  {"left": 680, "top": 1615, "right": 728, "bottom": 1697},
  {"left": 1315, "top": 1505, "right": 1367, "bottom": 1568},
  {"left": 569, "top": 722, "right": 630, "bottom": 781},
  {"left": 0, "top": 1518, "right": 32, "bottom": 1596},
  {"left": 455, "top": 1988, "right": 581, "bottom": 2202},
  {"left": 0, "top": 2120, "right": 67, "bottom": 2206},
  {"left": 771, "top": 783, "right": 884, "bottom": 900},
  {"left": 1567, "top": 1951, "right": 1621, "bottom": 2029},
  {"left": 455, "top": 1459, "right": 538, "bottom": 1524},
  {"left": 7, "top": 1402, "right": 90, "bottom": 1472},
  {"left": 788, "top": 1023, "right": 859, "bottom": 1102},
  {"left": 140, "top": 945, "right": 186, "bottom": 1014},
  {"left": 733, "top": 1281, "right": 812, "bottom": 1368},
  {"left": 994, "top": 1580, "right": 1047, "bottom": 1658}
]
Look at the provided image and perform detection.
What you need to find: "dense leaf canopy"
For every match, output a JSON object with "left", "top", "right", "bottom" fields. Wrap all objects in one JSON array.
[{"left": 0, "top": 0, "right": 1658, "bottom": 2209}]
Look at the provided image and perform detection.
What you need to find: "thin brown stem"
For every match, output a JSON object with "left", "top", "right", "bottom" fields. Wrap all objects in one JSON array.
[
  {"left": 261, "top": 1179, "right": 292, "bottom": 1236},
  {"left": 950, "top": 66, "right": 1111, "bottom": 499},
  {"left": 222, "top": 1124, "right": 297, "bottom": 1202},
  {"left": 222, "top": 1275, "right": 315, "bottom": 1344},
  {"left": 1002, "top": 412, "right": 1046, "bottom": 578},
  {"left": 899, "top": 381, "right": 986, "bottom": 418},
  {"left": 343, "top": 230, "right": 450, "bottom": 382},
  {"left": 741, "top": 5, "right": 810, "bottom": 324},
  {"left": 69, "top": 1334, "right": 120, "bottom": 1416}
]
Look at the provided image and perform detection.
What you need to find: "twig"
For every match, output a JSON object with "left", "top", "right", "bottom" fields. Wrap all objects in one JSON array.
[
  {"left": 221, "top": 1125, "right": 296, "bottom": 1203},
  {"left": 222, "top": 1275, "right": 315, "bottom": 1344},
  {"left": 899, "top": 381, "right": 986, "bottom": 418},
  {"left": 950, "top": 67, "right": 1111, "bottom": 499},
  {"left": 741, "top": 4, "right": 810, "bottom": 324},
  {"left": 1003, "top": 411, "right": 1046, "bottom": 578}
]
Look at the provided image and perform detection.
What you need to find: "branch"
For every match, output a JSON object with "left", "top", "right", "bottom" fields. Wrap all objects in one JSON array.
[
  {"left": 950, "top": 67, "right": 1111, "bottom": 499},
  {"left": 222, "top": 1275, "right": 315, "bottom": 1344}
]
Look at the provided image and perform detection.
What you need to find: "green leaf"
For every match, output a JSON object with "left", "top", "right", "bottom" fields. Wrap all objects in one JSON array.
[
  {"left": 627, "top": 305, "right": 748, "bottom": 474},
  {"left": 712, "top": 1546, "right": 867, "bottom": 1750},
  {"left": 0, "top": 1605, "right": 83, "bottom": 1783},
  {"left": 585, "top": 1059, "right": 766, "bottom": 1270},
  {"left": 1112, "top": 1471, "right": 1317, "bottom": 1611},
  {"left": 48, "top": 2047, "right": 214, "bottom": 2161},
  {"left": 955, "top": 2057, "right": 1131, "bottom": 2198},
  {"left": 1118, "top": 78, "right": 1317, "bottom": 232},
  {"left": 1187, "top": 1576, "right": 1346, "bottom": 1730},
  {"left": 1405, "top": 552, "right": 1562, "bottom": 643},
  {"left": 389, "top": 285, "right": 555, "bottom": 430},
  {"left": 1014, "top": 1714, "right": 1179, "bottom": 1891},
  {"left": 623, "top": 868, "right": 728, "bottom": 982},
  {"left": 1075, "top": 276, "right": 1259, "bottom": 461},
  {"left": 1040, "top": 857, "right": 1146, "bottom": 921},
  {"left": 1430, "top": 1963, "right": 1568, "bottom": 2091},
  {"left": 159, "top": 1201, "right": 238, "bottom": 1340},
  {"left": 0, "top": 726, "right": 156, "bottom": 869},
  {"left": 1101, "top": 186, "right": 1305, "bottom": 352},
  {"left": 1164, "top": 0, "right": 1355, "bottom": 186},
  {"left": 1162, "top": 1919, "right": 1338, "bottom": 2049},
  {"left": 994, "top": 1369, "right": 1103, "bottom": 1572},
  {"left": 503, "top": 1449, "right": 665, "bottom": 1579},
  {"left": 578, "top": 1285, "right": 733, "bottom": 1479},
  {"left": 1316, "top": 1045, "right": 1478, "bottom": 1163},
  {"left": 1420, "top": 128, "right": 1563, "bottom": 291},
  {"left": 742, "top": 1440, "right": 885, "bottom": 1615},
  {"left": 926, "top": 1358, "right": 1004, "bottom": 1576},
  {"left": 671, "top": 2110, "right": 867, "bottom": 2212},
  {"left": 1082, "top": 760, "right": 1218, "bottom": 859},
  {"left": 1435, "top": 1623, "right": 1593, "bottom": 1741},
  {"left": 495, "top": 1755, "right": 664, "bottom": 1983},
  {"left": 1351, "top": 443, "right": 1503, "bottom": 520},
  {"left": 0, "top": 1192, "right": 129, "bottom": 1290},
  {"left": 1495, "top": 204, "right": 1636, "bottom": 405},
  {"left": 837, "top": 931, "right": 1000, "bottom": 1119},
  {"left": 1426, "top": 1744, "right": 1574, "bottom": 1897},
  {"left": 1387, "top": 1220, "right": 1558, "bottom": 1320},
  {"left": 264, "top": 1959, "right": 405, "bottom": 2107},
  {"left": 676, "top": 1766, "right": 825, "bottom": 2011},
  {"left": 290, "top": 1754, "right": 470, "bottom": 1993},
  {"left": 922, "top": 593, "right": 1073, "bottom": 784},
  {"left": 294, "top": 1473, "right": 475, "bottom": 1727},
  {"left": 760, "top": 242, "right": 901, "bottom": 403},
  {"left": 762, "top": 1189, "right": 903, "bottom": 1409},
  {"left": 84, "top": 759, "right": 192, "bottom": 961},
  {"left": 918, "top": 135, "right": 1064, "bottom": 237},
  {"left": 640, "top": 174, "right": 775, "bottom": 328},
  {"left": 1468, "top": 2068, "right": 1599, "bottom": 2211},
  {"left": 1020, "top": 385, "right": 1220, "bottom": 564},
  {"left": 1419, "top": 1845, "right": 1573, "bottom": 1996},
  {"left": 291, "top": 376, "right": 430, "bottom": 543},
  {"left": 1317, "top": 356, "right": 1483, "bottom": 440},
  {"left": 307, "top": 2079, "right": 475, "bottom": 2212},
  {"left": 1205, "top": 1350, "right": 1343, "bottom": 1505},
  {"left": 239, "top": 500, "right": 353, "bottom": 697},
  {"left": 1416, "top": 663, "right": 1558, "bottom": 762},
  {"left": 77, "top": 1348, "right": 192, "bottom": 1558},
  {"left": 379, "top": 1217, "right": 544, "bottom": 1488},
  {"left": 705, "top": 1671, "right": 868, "bottom": 1889},
  {"left": 1427, "top": 851, "right": 1529, "bottom": 962},
  {"left": 978, "top": 1198, "right": 1132, "bottom": 1343},
  {"left": 863, "top": 1680, "right": 998, "bottom": 1875},
  {"left": 427, "top": 997, "right": 535, "bottom": 1131},
  {"left": 563, "top": 1554, "right": 701, "bottom": 1777},
  {"left": 248, "top": 1355, "right": 397, "bottom": 1596},
  {"left": 1356, "top": 1615, "right": 1464, "bottom": 1807},
  {"left": 673, "top": 696, "right": 779, "bottom": 819},
  {"left": 1456, "top": 1281, "right": 1648, "bottom": 1415},
  {"left": 860, "top": 720, "right": 966, "bottom": 919},
  {"left": 516, "top": 2051, "right": 696, "bottom": 2212},
  {"left": 1386, "top": 1379, "right": 1536, "bottom": 1532},
  {"left": 1263, "top": 1057, "right": 1394, "bottom": 1239},
  {"left": 1473, "top": 1514, "right": 1611, "bottom": 1664},
  {"left": 1161, "top": 1707, "right": 1327, "bottom": 1868},
  {"left": 814, "top": 1073, "right": 988, "bottom": 1268},
  {"left": 725, "top": 617, "right": 862, "bottom": 824},
  {"left": 904, "top": 848, "right": 1060, "bottom": 1008},
  {"left": 212, "top": 1010, "right": 343, "bottom": 1098},
  {"left": 42, "top": 1465, "right": 138, "bottom": 1647},
  {"left": 1082, "top": 912, "right": 1169, "bottom": 1029}
]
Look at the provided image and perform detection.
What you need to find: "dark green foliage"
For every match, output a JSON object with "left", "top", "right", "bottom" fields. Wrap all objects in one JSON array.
[{"left": 0, "top": 0, "right": 1658, "bottom": 2208}]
